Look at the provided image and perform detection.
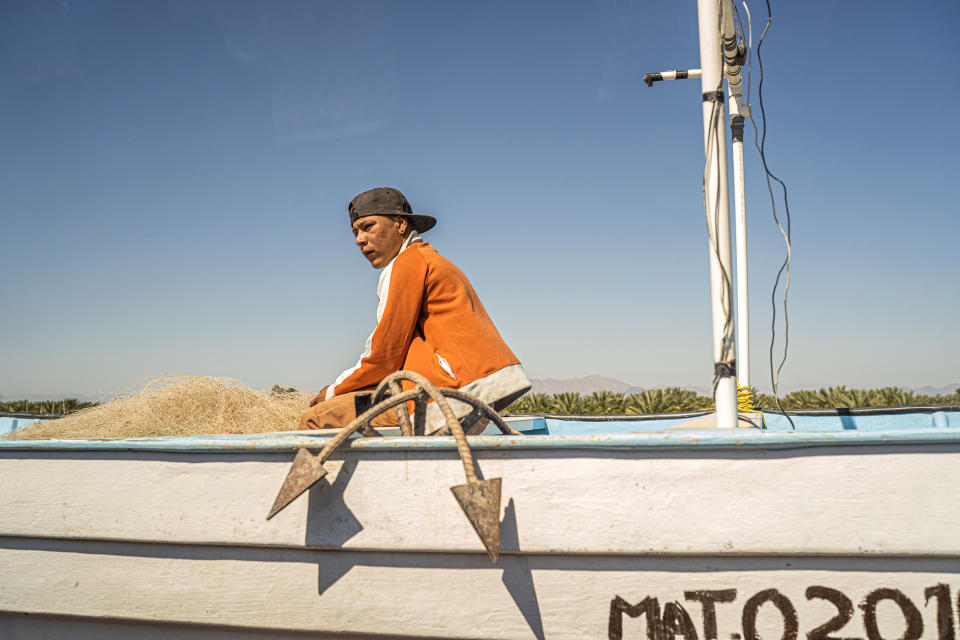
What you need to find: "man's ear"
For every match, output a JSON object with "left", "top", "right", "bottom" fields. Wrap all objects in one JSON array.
[{"left": 396, "top": 216, "right": 408, "bottom": 234}]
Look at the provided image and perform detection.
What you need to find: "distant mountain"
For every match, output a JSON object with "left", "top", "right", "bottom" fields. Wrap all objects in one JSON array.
[
  {"left": 529, "top": 375, "right": 633, "bottom": 396},
  {"left": 912, "top": 384, "right": 960, "bottom": 396},
  {"left": 625, "top": 384, "right": 712, "bottom": 397},
  {"left": 529, "top": 375, "right": 712, "bottom": 397}
]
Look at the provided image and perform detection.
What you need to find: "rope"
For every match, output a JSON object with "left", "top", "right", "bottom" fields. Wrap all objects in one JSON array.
[
  {"left": 376, "top": 371, "right": 477, "bottom": 482},
  {"left": 737, "top": 382, "right": 766, "bottom": 429}
]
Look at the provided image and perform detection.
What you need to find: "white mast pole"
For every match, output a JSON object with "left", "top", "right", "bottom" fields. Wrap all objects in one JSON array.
[
  {"left": 722, "top": 2, "right": 750, "bottom": 388},
  {"left": 697, "top": 0, "right": 738, "bottom": 427}
]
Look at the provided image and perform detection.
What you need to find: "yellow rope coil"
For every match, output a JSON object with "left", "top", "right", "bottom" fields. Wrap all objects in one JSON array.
[
  {"left": 737, "top": 384, "right": 756, "bottom": 412},
  {"left": 737, "top": 383, "right": 767, "bottom": 429}
]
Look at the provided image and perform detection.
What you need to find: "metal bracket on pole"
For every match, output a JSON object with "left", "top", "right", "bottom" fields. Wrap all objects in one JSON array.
[{"left": 642, "top": 68, "right": 702, "bottom": 87}]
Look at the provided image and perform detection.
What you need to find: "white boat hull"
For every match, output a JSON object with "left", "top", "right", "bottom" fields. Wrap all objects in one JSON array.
[{"left": 2, "top": 430, "right": 958, "bottom": 639}]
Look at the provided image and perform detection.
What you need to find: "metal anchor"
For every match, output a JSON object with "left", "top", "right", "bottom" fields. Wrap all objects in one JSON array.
[{"left": 267, "top": 371, "right": 521, "bottom": 564}]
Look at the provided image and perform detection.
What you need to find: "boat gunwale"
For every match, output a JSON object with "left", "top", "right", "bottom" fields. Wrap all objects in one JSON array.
[{"left": 3, "top": 426, "right": 960, "bottom": 453}]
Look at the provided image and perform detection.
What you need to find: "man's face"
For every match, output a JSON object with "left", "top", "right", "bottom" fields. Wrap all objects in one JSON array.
[{"left": 352, "top": 215, "right": 408, "bottom": 269}]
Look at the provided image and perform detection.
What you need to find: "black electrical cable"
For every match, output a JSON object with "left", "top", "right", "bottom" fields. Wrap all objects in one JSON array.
[{"left": 751, "top": 0, "right": 796, "bottom": 430}]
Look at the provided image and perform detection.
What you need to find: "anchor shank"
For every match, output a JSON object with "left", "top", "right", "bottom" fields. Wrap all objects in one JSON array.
[
  {"left": 317, "top": 387, "right": 423, "bottom": 464},
  {"left": 388, "top": 378, "right": 414, "bottom": 436}
]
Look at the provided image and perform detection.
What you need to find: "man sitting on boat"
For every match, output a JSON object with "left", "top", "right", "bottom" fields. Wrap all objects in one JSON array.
[{"left": 299, "top": 187, "right": 531, "bottom": 433}]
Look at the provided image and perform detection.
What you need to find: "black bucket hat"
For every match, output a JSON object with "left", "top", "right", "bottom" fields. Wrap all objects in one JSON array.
[{"left": 348, "top": 187, "right": 437, "bottom": 233}]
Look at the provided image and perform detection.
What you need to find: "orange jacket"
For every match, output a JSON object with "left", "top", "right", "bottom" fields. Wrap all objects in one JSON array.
[{"left": 326, "top": 238, "right": 529, "bottom": 415}]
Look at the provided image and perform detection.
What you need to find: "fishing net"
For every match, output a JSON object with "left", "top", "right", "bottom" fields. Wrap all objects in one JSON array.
[{"left": 4, "top": 376, "right": 314, "bottom": 440}]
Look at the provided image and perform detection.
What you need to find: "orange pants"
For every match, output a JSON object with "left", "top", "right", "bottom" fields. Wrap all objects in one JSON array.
[{"left": 298, "top": 390, "right": 400, "bottom": 430}]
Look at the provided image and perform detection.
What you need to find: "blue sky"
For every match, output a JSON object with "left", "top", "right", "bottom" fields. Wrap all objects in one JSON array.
[{"left": 2, "top": 0, "right": 958, "bottom": 399}]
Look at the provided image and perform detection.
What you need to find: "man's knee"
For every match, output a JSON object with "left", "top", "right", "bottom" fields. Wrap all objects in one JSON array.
[
  {"left": 299, "top": 395, "right": 353, "bottom": 430},
  {"left": 299, "top": 391, "right": 401, "bottom": 430}
]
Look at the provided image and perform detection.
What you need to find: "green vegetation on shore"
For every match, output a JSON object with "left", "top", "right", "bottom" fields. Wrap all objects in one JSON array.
[
  {"left": 0, "top": 399, "right": 98, "bottom": 415},
  {"left": 506, "top": 386, "right": 960, "bottom": 415},
  {"left": 3, "top": 385, "right": 959, "bottom": 417}
]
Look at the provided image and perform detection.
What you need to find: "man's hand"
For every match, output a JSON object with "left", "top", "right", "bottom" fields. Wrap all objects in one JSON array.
[{"left": 309, "top": 386, "right": 329, "bottom": 407}]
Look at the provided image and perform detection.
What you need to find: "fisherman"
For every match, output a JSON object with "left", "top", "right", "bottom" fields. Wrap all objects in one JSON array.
[{"left": 299, "top": 187, "right": 531, "bottom": 433}]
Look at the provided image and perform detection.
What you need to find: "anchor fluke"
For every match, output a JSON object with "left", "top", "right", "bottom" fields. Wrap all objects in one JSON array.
[
  {"left": 267, "top": 447, "right": 328, "bottom": 520},
  {"left": 450, "top": 477, "right": 502, "bottom": 564}
]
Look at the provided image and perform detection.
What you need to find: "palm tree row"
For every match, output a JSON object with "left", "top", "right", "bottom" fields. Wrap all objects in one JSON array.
[
  {"left": 507, "top": 386, "right": 960, "bottom": 415},
  {"left": 756, "top": 386, "right": 960, "bottom": 410},
  {"left": 509, "top": 389, "right": 715, "bottom": 414},
  {"left": 0, "top": 398, "right": 98, "bottom": 415},
  {"left": 4, "top": 385, "right": 958, "bottom": 417}
]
